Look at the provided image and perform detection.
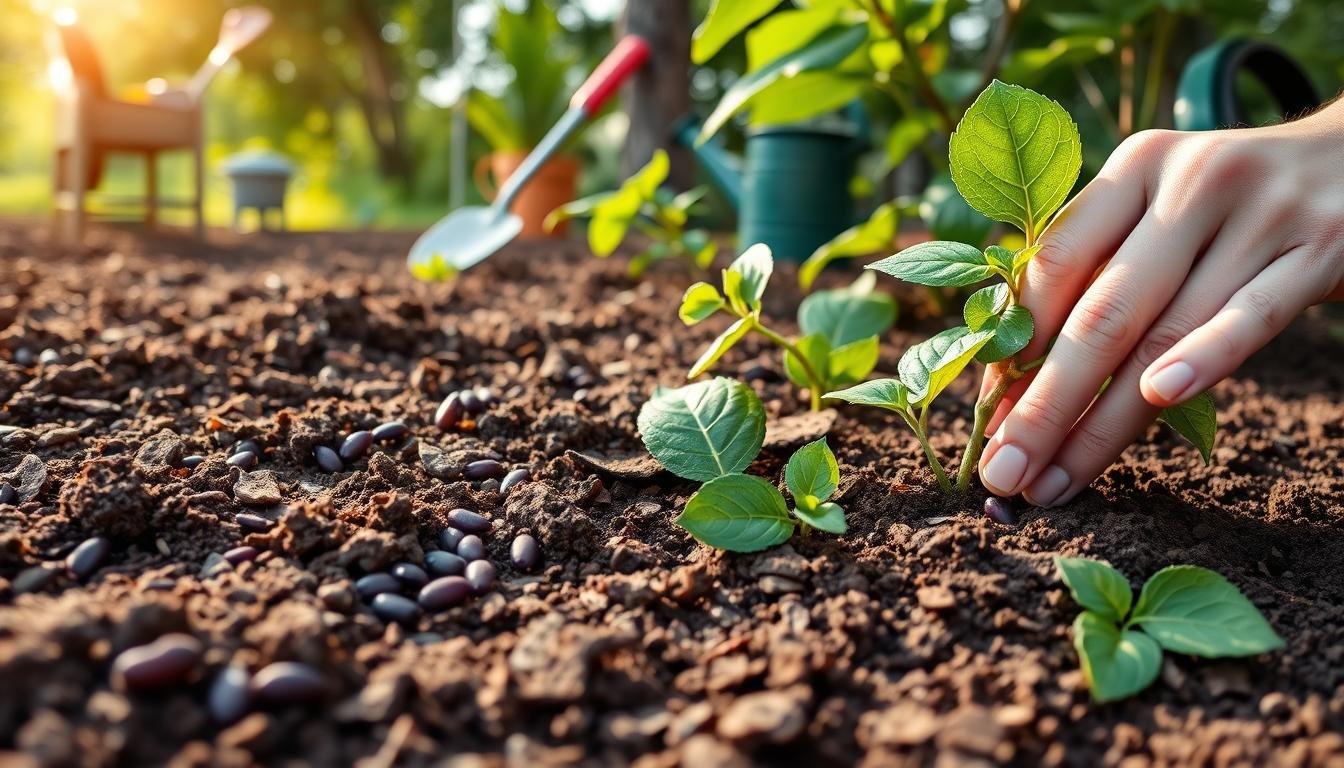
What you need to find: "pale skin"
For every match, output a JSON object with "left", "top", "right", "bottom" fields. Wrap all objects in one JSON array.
[{"left": 977, "top": 96, "right": 1344, "bottom": 506}]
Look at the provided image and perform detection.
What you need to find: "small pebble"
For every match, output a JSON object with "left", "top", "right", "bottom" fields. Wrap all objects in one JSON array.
[
  {"left": 314, "top": 446, "right": 343, "bottom": 473},
  {"left": 458, "top": 389, "right": 484, "bottom": 415},
  {"left": 226, "top": 451, "right": 258, "bottom": 469},
  {"left": 112, "top": 634, "right": 203, "bottom": 690},
  {"left": 456, "top": 535, "right": 485, "bottom": 562},
  {"left": 439, "top": 528, "right": 465, "bottom": 552},
  {"left": 144, "top": 578, "right": 177, "bottom": 591},
  {"left": 390, "top": 562, "right": 429, "bottom": 590},
  {"left": 236, "top": 439, "right": 263, "bottom": 458},
  {"left": 180, "top": 455, "right": 206, "bottom": 470},
  {"left": 434, "top": 392, "right": 463, "bottom": 430},
  {"left": 510, "top": 534, "right": 540, "bottom": 571},
  {"left": 0, "top": 482, "right": 16, "bottom": 505},
  {"left": 235, "top": 513, "right": 272, "bottom": 532},
  {"left": 66, "top": 536, "right": 111, "bottom": 579},
  {"left": 339, "top": 431, "right": 373, "bottom": 462},
  {"left": 474, "top": 387, "right": 495, "bottom": 406},
  {"left": 355, "top": 573, "right": 401, "bottom": 599},
  {"left": 250, "top": 661, "right": 326, "bottom": 703},
  {"left": 984, "top": 496, "right": 1018, "bottom": 525},
  {"left": 465, "top": 560, "right": 497, "bottom": 594},
  {"left": 425, "top": 550, "right": 467, "bottom": 577},
  {"left": 317, "top": 582, "right": 356, "bottom": 613},
  {"left": 223, "top": 546, "right": 259, "bottom": 566},
  {"left": 446, "top": 508, "right": 491, "bottom": 534},
  {"left": 209, "top": 665, "right": 251, "bottom": 724},
  {"left": 38, "top": 348, "right": 60, "bottom": 365},
  {"left": 13, "top": 348, "right": 33, "bottom": 366},
  {"left": 371, "top": 421, "right": 409, "bottom": 442},
  {"left": 500, "top": 468, "right": 530, "bottom": 494},
  {"left": 464, "top": 459, "right": 504, "bottom": 480},
  {"left": 371, "top": 593, "right": 423, "bottom": 624},
  {"left": 418, "top": 576, "right": 472, "bottom": 610}
]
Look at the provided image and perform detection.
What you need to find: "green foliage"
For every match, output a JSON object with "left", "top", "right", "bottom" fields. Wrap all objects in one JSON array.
[
  {"left": 1057, "top": 557, "right": 1282, "bottom": 702},
  {"left": 691, "top": 0, "right": 785, "bottom": 65},
  {"left": 678, "top": 474, "right": 794, "bottom": 552},
  {"left": 868, "top": 241, "right": 996, "bottom": 287},
  {"left": 636, "top": 377, "right": 765, "bottom": 482},
  {"left": 781, "top": 274, "right": 897, "bottom": 396},
  {"left": 1156, "top": 392, "right": 1218, "bottom": 463},
  {"left": 801, "top": 203, "right": 898, "bottom": 291},
  {"left": 898, "top": 327, "right": 995, "bottom": 409}
]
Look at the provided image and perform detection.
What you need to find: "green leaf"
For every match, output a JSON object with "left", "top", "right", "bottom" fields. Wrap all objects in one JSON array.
[
  {"left": 1073, "top": 611, "right": 1163, "bottom": 703},
  {"left": 794, "top": 500, "right": 847, "bottom": 534},
  {"left": 784, "top": 438, "right": 840, "bottom": 502},
  {"left": 801, "top": 203, "right": 898, "bottom": 290},
  {"left": 637, "top": 377, "right": 766, "bottom": 482},
  {"left": 724, "top": 244, "right": 774, "bottom": 314},
  {"left": 409, "top": 252, "right": 459, "bottom": 283},
  {"left": 587, "top": 187, "right": 644, "bottom": 256},
  {"left": 882, "top": 112, "right": 938, "bottom": 174},
  {"left": 690, "top": 317, "right": 755, "bottom": 378},
  {"left": 898, "top": 326, "right": 994, "bottom": 408},
  {"left": 745, "top": 5, "right": 839, "bottom": 70},
  {"left": 999, "top": 35, "right": 1116, "bottom": 86},
  {"left": 784, "top": 333, "right": 831, "bottom": 389},
  {"left": 921, "top": 176, "right": 994, "bottom": 248},
  {"left": 984, "top": 245, "right": 1016, "bottom": 275},
  {"left": 976, "top": 304, "right": 1034, "bottom": 363},
  {"left": 799, "top": 284, "right": 898, "bottom": 347},
  {"left": 824, "top": 378, "right": 910, "bottom": 412},
  {"left": 867, "top": 241, "right": 996, "bottom": 287},
  {"left": 628, "top": 149, "right": 670, "bottom": 198},
  {"left": 680, "top": 282, "right": 726, "bottom": 325},
  {"left": 678, "top": 474, "right": 795, "bottom": 552},
  {"left": 1157, "top": 391, "right": 1217, "bottom": 464},
  {"left": 698, "top": 24, "right": 869, "bottom": 142},
  {"left": 963, "top": 284, "right": 1009, "bottom": 332},
  {"left": 545, "top": 192, "right": 612, "bottom": 233},
  {"left": 827, "top": 336, "right": 880, "bottom": 387},
  {"left": 1012, "top": 244, "right": 1044, "bottom": 276},
  {"left": 747, "top": 71, "right": 870, "bottom": 127},
  {"left": 691, "top": 0, "right": 785, "bottom": 64},
  {"left": 1055, "top": 556, "right": 1133, "bottom": 622},
  {"left": 1129, "top": 565, "right": 1283, "bottom": 657},
  {"left": 465, "top": 90, "right": 526, "bottom": 152},
  {"left": 949, "top": 80, "right": 1082, "bottom": 239}
]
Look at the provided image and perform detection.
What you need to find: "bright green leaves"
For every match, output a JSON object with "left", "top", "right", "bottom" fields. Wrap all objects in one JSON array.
[
  {"left": 679, "top": 474, "right": 794, "bottom": 552},
  {"left": 963, "top": 284, "right": 1034, "bottom": 363},
  {"left": 784, "top": 437, "right": 839, "bottom": 503},
  {"left": 824, "top": 378, "right": 910, "bottom": 412},
  {"left": 726, "top": 244, "right": 774, "bottom": 315},
  {"left": 409, "top": 253, "right": 459, "bottom": 283},
  {"left": 798, "top": 274, "right": 898, "bottom": 347},
  {"left": 691, "top": 0, "right": 784, "bottom": 64},
  {"left": 801, "top": 203, "right": 898, "bottom": 291},
  {"left": 949, "top": 80, "right": 1082, "bottom": 240},
  {"left": 1157, "top": 391, "right": 1217, "bottom": 464},
  {"left": 679, "top": 282, "right": 726, "bottom": 325},
  {"left": 1056, "top": 557, "right": 1282, "bottom": 703},
  {"left": 679, "top": 245, "right": 775, "bottom": 379},
  {"left": 690, "top": 317, "right": 755, "bottom": 378},
  {"left": 637, "top": 377, "right": 766, "bottom": 482},
  {"left": 899, "top": 326, "right": 994, "bottom": 409},
  {"left": 868, "top": 241, "right": 995, "bottom": 287}
]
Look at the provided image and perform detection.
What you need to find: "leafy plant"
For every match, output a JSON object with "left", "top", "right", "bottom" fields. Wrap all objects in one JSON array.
[
  {"left": 638, "top": 378, "right": 848, "bottom": 552},
  {"left": 827, "top": 80, "right": 1216, "bottom": 493},
  {"left": 547, "top": 150, "right": 717, "bottom": 278},
  {"left": 1056, "top": 557, "right": 1283, "bottom": 702}
]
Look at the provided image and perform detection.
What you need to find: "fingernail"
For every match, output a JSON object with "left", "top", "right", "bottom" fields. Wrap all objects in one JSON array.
[
  {"left": 1025, "top": 465, "right": 1071, "bottom": 507},
  {"left": 981, "top": 444, "right": 1029, "bottom": 495},
  {"left": 1148, "top": 361, "right": 1195, "bottom": 402}
]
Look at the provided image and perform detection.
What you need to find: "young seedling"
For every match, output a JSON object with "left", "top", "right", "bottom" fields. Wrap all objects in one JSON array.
[
  {"left": 827, "top": 80, "right": 1217, "bottom": 492},
  {"left": 637, "top": 377, "right": 848, "bottom": 552},
  {"left": 1055, "top": 556, "right": 1282, "bottom": 702},
  {"left": 547, "top": 150, "right": 717, "bottom": 278},
  {"left": 680, "top": 245, "right": 893, "bottom": 411}
]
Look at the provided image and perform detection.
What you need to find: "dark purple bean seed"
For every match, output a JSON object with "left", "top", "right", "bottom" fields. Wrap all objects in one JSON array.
[
  {"left": 236, "top": 439, "right": 263, "bottom": 458},
  {"left": 112, "top": 633, "right": 203, "bottom": 690},
  {"left": 458, "top": 389, "right": 484, "bottom": 415},
  {"left": 314, "top": 445, "right": 343, "bottom": 473},
  {"left": 371, "top": 421, "right": 409, "bottom": 442},
  {"left": 144, "top": 578, "right": 176, "bottom": 591},
  {"left": 0, "top": 482, "right": 16, "bottom": 505},
  {"left": 38, "top": 348, "right": 60, "bottom": 365},
  {"left": 14, "top": 348, "right": 34, "bottom": 366},
  {"left": 390, "top": 562, "right": 429, "bottom": 590},
  {"left": 371, "top": 593, "right": 423, "bottom": 624},
  {"left": 984, "top": 496, "right": 1018, "bottom": 525},
  {"left": 226, "top": 451, "right": 258, "bottom": 469},
  {"left": 180, "top": 455, "right": 206, "bottom": 470},
  {"left": 474, "top": 387, "right": 495, "bottom": 406},
  {"left": 438, "top": 527, "right": 465, "bottom": 553},
  {"left": 446, "top": 508, "right": 491, "bottom": 534},
  {"left": 250, "top": 661, "right": 326, "bottom": 703},
  {"left": 425, "top": 550, "right": 467, "bottom": 577},
  {"left": 355, "top": 572, "right": 401, "bottom": 599},
  {"left": 417, "top": 576, "right": 472, "bottom": 610},
  {"left": 456, "top": 535, "right": 484, "bottom": 562},
  {"left": 209, "top": 665, "right": 251, "bottom": 724},
  {"left": 510, "top": 534, "right": 540, "bottom": 571},
  {"left": 223, "top": 546, "right": 259, "bottom": 566},
  {"left": 464, "top": 459, "right": 504, "bottom": 481},
  {"left": 235, "top": 513, "right": 272, "bottom": 532},
  {"left": 339, "top": 431, "right": 374, "bottom": 462},
  {"left": 66, "top": 536, "right": 111, "bottom": 579},
  {"left": 434, "top": 392, "right": 463, "bottom": 431},
  {"left": 465, "top": 560, "right": 497, "bottom": 594},
  {"left": 500, "top": 468, "right": 530, "bottom": 494}
]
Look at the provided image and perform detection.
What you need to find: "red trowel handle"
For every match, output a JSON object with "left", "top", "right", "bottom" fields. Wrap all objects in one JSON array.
[{"left": 571, "top": 36, "right": 651, "bottom": 116}]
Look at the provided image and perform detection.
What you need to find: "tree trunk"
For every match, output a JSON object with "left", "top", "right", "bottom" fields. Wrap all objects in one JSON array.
[
  {"left": 617, "top": 0, "right": 693, "bottom": 189},
  {"left": 347, "top": 0, "right": 412, "bottom": 182}
]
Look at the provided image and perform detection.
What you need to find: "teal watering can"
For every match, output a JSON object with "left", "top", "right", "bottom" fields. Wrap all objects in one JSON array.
[
  {"left": 1175, "top": 38, "right": 1319, "bottom": 131},
  {"left": 674, "top": 109, "right": 868, "bottom": 263}
]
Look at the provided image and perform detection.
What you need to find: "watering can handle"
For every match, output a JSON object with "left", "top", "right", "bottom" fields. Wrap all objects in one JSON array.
[
  {"left": 571, "top": 36, "right": 651, "bottom": 116},
  {"left": 1174, "top": 39, "right": 1319, "bottom": 131}
]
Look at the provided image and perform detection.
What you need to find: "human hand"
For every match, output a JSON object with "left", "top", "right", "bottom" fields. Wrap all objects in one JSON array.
[{"left": 977, "top": 100, "right": 1344, "bottom": 506}]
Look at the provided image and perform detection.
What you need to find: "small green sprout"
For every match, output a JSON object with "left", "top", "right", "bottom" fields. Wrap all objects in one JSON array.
[{"left": 409, "top": 253, "right": 459, "bottom": 283}]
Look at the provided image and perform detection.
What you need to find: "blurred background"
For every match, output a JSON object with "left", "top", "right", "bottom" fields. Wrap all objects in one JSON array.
[{"left": 1, "top": 0, "right": 1341, "bottom": 232}]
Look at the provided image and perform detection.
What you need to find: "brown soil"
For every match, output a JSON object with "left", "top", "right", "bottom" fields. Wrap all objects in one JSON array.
[{"left": 1, "top": 218, "right": 1343, "bottom": 767}]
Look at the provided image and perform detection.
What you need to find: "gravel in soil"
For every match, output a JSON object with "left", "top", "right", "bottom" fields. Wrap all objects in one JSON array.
[{"left": 2, "top": 220, "right": 1344, "bottom": 766}]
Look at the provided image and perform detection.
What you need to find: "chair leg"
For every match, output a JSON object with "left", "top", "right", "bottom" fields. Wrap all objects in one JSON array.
[
  {"left": 145, "top": 151, "right": 158, "bottom": 230},
  {"left": 193, "top": 145, "right": 204, "bottom": 238}
]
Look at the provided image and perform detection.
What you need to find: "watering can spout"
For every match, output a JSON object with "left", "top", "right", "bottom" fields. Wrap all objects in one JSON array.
[{"left": 672, "top": 115, "right": 743, "bottom": 210}]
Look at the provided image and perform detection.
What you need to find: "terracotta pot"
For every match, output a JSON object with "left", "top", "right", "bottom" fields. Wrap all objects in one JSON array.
[{"left": 474, "top": 151, "right": 579, "bottom": 239}]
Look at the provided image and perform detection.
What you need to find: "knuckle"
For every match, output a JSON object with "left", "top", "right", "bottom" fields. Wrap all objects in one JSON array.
[
  {"left": 1135, "top": 324, "right": 1189, "bottom": 368},
  {"left": 1071, "top": 415, "right": 1126, "bottom": 463},
  {"left": 1113, "top": 130, "right": 1174, "bottom": 168},
  {"left": 1029, "top": 235, "right": 1079, "bottom": 282},
  {"left": 1240, "top": 288, "right": 1280, "bottom": 331},
  {"left": 1069, "top": 291, "right": 1140, "bottom": 353}
]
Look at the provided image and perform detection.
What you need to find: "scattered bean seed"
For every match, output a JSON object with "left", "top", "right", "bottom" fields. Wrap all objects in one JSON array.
[
  {"left": 144, "top": 578, "right": 176, "bottom": 591},
  {"left": 446, "top": 508, "right": 491, "bottom": 534},
  {"left": 355, "top": 572, "right": 401, "bottom": 599},
  {"left": 250, "top": 661, "right": 326, "bottom": 703},
  {"left": 227, "top": 451, "right": 258, "bottom": 469},
  {"left": 456, "top": 535, "right": 484, "bottom": 562},
  {"left": 425, "top": 550, "right": 467, "bottom": 577},
  {"left": 510, "top": 534, "right": 540, "bottom": 571},
  {"left": 438, "top": 527, "right": 465, "bottom": 552},
  {"left": 371, "top": 421, "right": 409, "bottom": 442},
  {"left": 0, "top": 482, "right": 16, "bottom": 505},
  {"left": 314, "top": 446, "right": 343, "bottom": 473},
  {"left": 14, "top": 348, "right": 33, "bottom": 366},
  {"left": 235, "top": 513, "right": 272, "bottom": 532},
  {"left": 209, "top": 665, "right": 251, "bottom": 724},
  {"left": 180, "top": 455, "right": 206, "bottom": 470},
  {"left": 500, "top": 468, "right": 530, "bottom": 494},
  {"left": 66, "top": 536, "right": 111, "bottom": 579},
  {"left": 391, "top": 562, "right": 429, "bottom": 590},
  {"left": 223, "top": 546, "right": 259, "bottom": 566},
  {"left": 474, "top": 387, "right": 495, "bottom": 405},
  {"left": 409, "top": 632, "right": 444, "bottom": 645},
  {"left": 984, "top": 496, "right": 1018, "bottom": 525},
  {"left": 236, "top": 439, "right": 263, "bottom": 458},
  {"left": 458, "top": 389, "right": 484, "bottom": 415},
  {"left": 339, "top": 431, "right": 373, "bottom": 462},
  {"left": 371, "top": 592, "right": 423, "bottom": 624},
  {"left": 112, "top": 633, "right": 203, "bottom": 690},
  {"left": 38, "top": 348, "right": 60, "bottom": 365},
  {"left": 434, "top": 392, "right": 464, "bottom": 430},
  {"left": 465, "top": 459, "right": 504, "bottom": 480},
  {"left": 465, "top": 560, "right": 497, "bottom": 594},
  {"left": 418, "top": 576, "right": 472, "bottom": 610}
]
